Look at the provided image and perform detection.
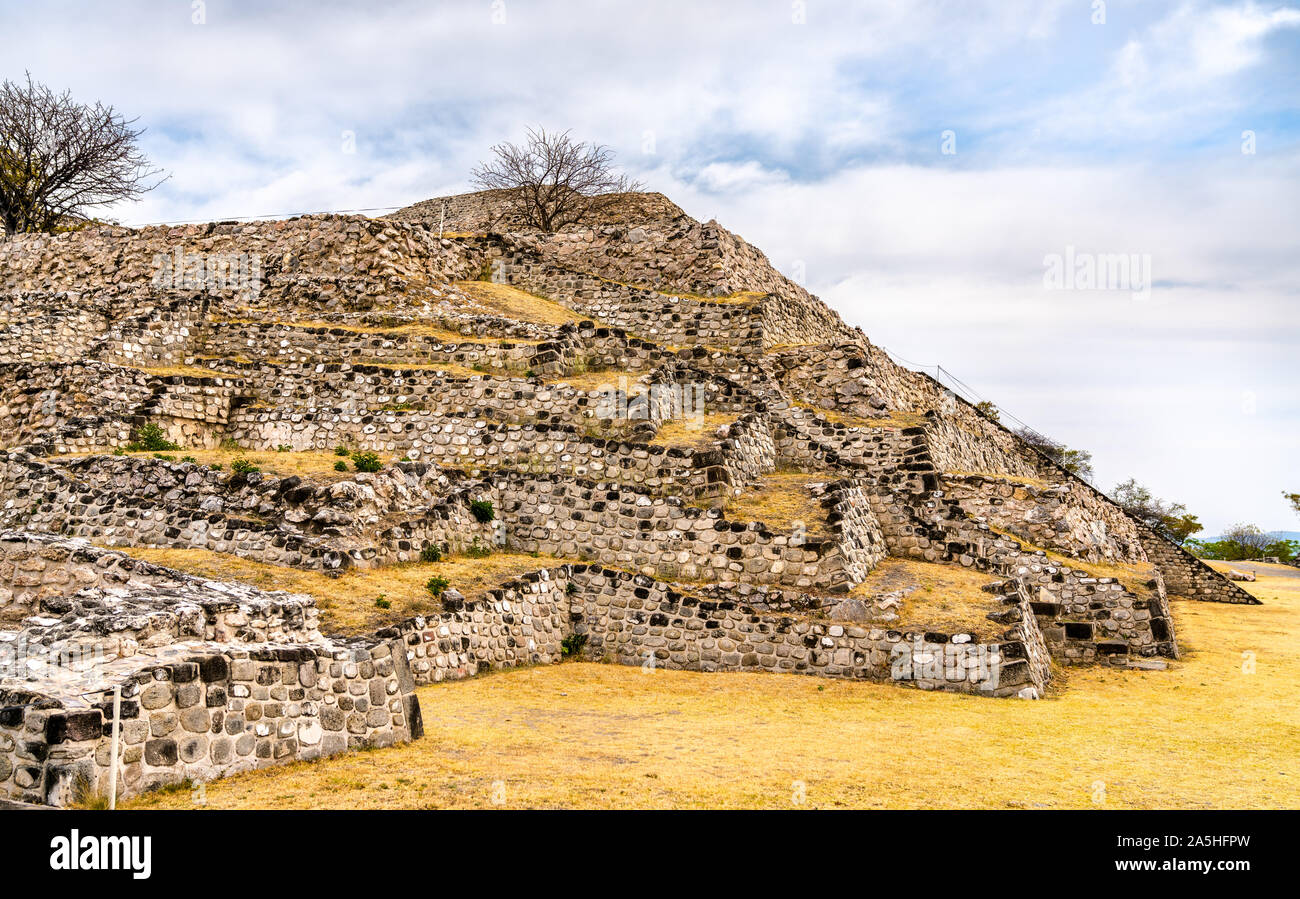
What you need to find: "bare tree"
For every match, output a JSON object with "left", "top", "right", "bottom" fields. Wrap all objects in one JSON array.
[
  {"left": 1112, "top": 478, "right": 1202, "bottom": 543},
  {"left": 0, "top": 73, "right": 166, "bottom": 236},
  {"left": 1013, "top": 426, "right": 1094, "bottom": 481},
  {"left": 1222, "top": 523, "right": 1272, "bottom": 553},
  {"left": 470, "top": 127, "right": 641, "bottom": 232}
]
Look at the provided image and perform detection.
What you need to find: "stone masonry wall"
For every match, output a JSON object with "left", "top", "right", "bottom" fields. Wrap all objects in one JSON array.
[
  {"left": 382, "top": 564, "right": 1049, "bottom": 699},
  {"left": 0, "top": 640, "right": 420, "bottom": 806},
  {"left": 1134, "top": 521, "right": 1261, "bottom": 604},
  {"left": 941, "top": 474, "right": 1144, "bottom": 564}
]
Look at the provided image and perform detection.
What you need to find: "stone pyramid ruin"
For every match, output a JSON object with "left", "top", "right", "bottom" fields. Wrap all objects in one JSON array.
[{"left": 0, "top": 188, "right": 1258, "bottom": 805}]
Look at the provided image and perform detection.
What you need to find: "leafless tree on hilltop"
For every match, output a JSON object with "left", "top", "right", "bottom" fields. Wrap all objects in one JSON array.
[{"left": 471, "top": 127, "right": 641, "bottom": 232}]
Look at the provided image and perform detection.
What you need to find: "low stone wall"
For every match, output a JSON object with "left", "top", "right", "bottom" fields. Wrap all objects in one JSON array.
[
  {"left": 0, "top": 534, "right": 422, "bottom": 806},
  {"left": 1134, "top": 521, "right": 1261, "bottom": 604},
  {"left": 0, "top": 641, "right": 419, "bottom": 806},
  {"left": 0, "top": 292, "right": 112, "bottom": 365},
  {"left": 382, "top": 564, "right": 1050, "bottom": 699},
  {"left": 566, "top": 565, "right": 1048, "bottom": 697}
]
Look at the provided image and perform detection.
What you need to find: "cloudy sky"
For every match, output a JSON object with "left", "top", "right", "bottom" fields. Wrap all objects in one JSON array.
[{"left": 6, "top": 0, "right": 1298, "bottom": 535}]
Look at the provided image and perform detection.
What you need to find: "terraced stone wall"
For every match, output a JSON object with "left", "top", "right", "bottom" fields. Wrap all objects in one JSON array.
[
  {"left": 0, "top": 214, "right": 476, "bottom": 315},
  {"left": 941, "top": 474, "right": 1144, "bottom": 564},
  {"left": 489, "top": 251, "right": 766, "bottom": 350},
  {"left": 1134, "top": 521, "right": 1261, "bottom": 604}
]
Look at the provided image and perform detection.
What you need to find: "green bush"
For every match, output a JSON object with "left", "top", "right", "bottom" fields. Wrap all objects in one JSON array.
[
  {"left": 561, "top": 633, "right": 588, "bottom": 658},
  {"left": 125, "top": 422, "right": 179, "bottom": 452},
  {"left": 351, "top": 451, "right": 382, "bottom": 473},
  {"left": 469, "top": 500, "right": 495, "bottom": 523},
  {"left": 420, "top": 544, "right": 443, "bottom": 563},
  {"left": 230, "top": 458, "right": 260, "bottom": 474},
  {"left": 334, "top": 460, "right": 348, "bottom": 471},
  {"left": 425, "top": 576, "right": 450, "bottom": 597},
  {"left": 466, "top": 537, "right": 491, "bottom": 559},
  {"left": 276, "top": 444, "right": 292, "bottom": 453},
  {"left": 334, "top": 444, "right": 350, "bottom": 456},
  {"left": 375, "top": 597, "right": 391, "bottom": 610}
]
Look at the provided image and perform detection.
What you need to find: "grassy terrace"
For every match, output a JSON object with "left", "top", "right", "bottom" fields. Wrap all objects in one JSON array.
[
  {"left": 540, "top": 369, "right": 645, "bottom": 393},
  {"left": 110, "top": 545, "right": 574, "bottom": 635},
  {"left": 213, "top": 317, "right": 545, "bottom": 346},
  {"left": 64, "top": 448, "right": 397, "bottom": 484},
  {"left": 703, "top": 470, "right": 830, "bottom": 538},
  {"left": 453, "top": 280, "right": 586, "bottom": 326},
  {"left": 124, "top": 568, "right": 1297, "bottom": 809},
  {"left": 848, "top": 557, "right": 1006, "bottom": 637},
  {"left": 648, "top": 413, "right": 737, "bottom": 449}
]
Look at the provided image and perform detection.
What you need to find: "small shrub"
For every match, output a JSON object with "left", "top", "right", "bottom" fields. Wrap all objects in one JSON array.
[
  {"left": 334, "top": 460, "right": 348, "bottom": 472},
  {"left": 351, "top": 451, "right": 382, "bottom": 473},
  {"left": 561, "top": 633, "right": 588, "bottom": 658},
  {"left": 125, "top": 422, "right": 179, "bottom": 452},
  {"left": 469, "top": 499, "right": 495, "bottom": 523},
  {"left": 565, "top": 581, "right": 578, "bottom": 596},
  {"left": 211, "top": 463, "right": 223, "bottom": 471},
  {"left": 334, "top": 444, "right": 350, "bottom": 456},
  {"left": 276, "top": 444, "right": 292, "bottom": 453},
  {"left": 69, "top": 772, "right": 111, "bottom": 810},
  {"left": 420, "top": 544, "right": 443, "bottom": 563},
  {"left": 375, "top": 597, "right": 391, "bottom": 610},
  {"left": 230, "top": 458, "right": 260, "bottom": 474},
  {"left": 466, "top": 537, "right": 491, "bottom": 559},
  {"left": 181, "top": 455, "right": 197, "bottom": 464},
  {"left": 425, "top": 575, "right": 450, "bottom": 597},
  {"left": 111, "top": 447, "right": 126, "bottom": 456},
  {"left": 153, "top": 453, "right": 174, "bottom": 461}
]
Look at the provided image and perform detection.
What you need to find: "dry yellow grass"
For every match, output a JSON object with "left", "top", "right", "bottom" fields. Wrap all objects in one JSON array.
[
  {"left": 540, "top": 369, "right": 643, "bottom": 393},
  {"left": 649, "top": 413, "right": 737, "bottom": 449},
  {"left": 708, "top": 471, "right": 829, "bottom": 537},
  {"left": 73, "top": 448, "right": 389, "bottom": 484},
  {"left": 454, "top": 280, "right": 586, "bottom": 326},
  {"left": 850, "top": 557, "right": 1005, "bottom": 635},
  {"left": 794, "top": 405, "right": 880, "bottom": 429},
  {"left": 132, "top": 363, "right": 232, "bottom": 379},
  {"left": 109, "top": 545, "right": 571, "bottom": 635},
  {"left": 124, "top": 570, "right": 1297, "bottom": 810}
]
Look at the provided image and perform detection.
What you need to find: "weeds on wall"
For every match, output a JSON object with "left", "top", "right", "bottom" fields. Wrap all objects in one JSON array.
[{"left": 124, "top": 421, "right": 180, "bottom": 452}]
